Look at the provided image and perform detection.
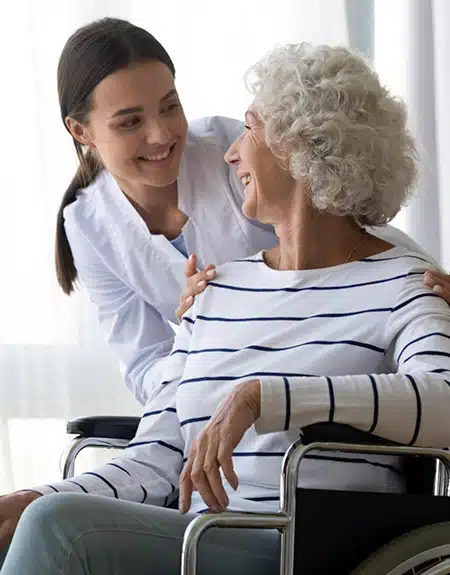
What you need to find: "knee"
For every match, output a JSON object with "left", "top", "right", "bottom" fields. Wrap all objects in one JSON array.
[
  {"left": 2, "top": 494, "right": 92, "bottom": 574},
  {"left": 20, "top": 493, "right": 89, "bottom": 535}
]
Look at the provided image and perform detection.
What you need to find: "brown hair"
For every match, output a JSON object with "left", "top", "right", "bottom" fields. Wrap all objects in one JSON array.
[{"left": 55, "top": 18, "right": 175, "bottom": 294}]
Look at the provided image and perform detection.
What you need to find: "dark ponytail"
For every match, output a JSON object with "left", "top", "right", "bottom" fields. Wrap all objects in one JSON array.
[{"left": 55, "top": 18, "right": 175, "bottom": 294}]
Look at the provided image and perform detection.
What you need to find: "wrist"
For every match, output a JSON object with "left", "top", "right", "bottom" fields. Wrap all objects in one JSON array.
[{"left": 243, "top": 379, "right": 261, "bottom": 419}]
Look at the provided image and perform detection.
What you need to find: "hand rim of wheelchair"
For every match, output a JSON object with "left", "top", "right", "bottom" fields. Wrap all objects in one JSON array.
[{"left": 350, "top": 521, "right": 450, "bottom": 575}]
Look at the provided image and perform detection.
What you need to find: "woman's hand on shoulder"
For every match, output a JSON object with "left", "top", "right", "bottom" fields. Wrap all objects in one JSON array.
[
  {"left": 0, "top": 490, "right": 41, "bottom": 549},
  {"left": 175, "top": 254, "right": 216, "bottom": 322},
  {"left": 424, "top": 270, "right": 450, "bottom": 305}
]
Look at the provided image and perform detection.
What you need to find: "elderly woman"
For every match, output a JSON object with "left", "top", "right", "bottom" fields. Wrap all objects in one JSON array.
[{"left": 2, "top": 43, "right": 450, "bottom": 575}]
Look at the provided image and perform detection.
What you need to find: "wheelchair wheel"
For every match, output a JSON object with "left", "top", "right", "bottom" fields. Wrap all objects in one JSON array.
[{"left": 350, "top": 522, "right": 450, "bottom": 575}]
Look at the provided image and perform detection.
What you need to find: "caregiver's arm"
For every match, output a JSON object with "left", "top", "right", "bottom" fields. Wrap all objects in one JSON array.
[
  {"left": 64, "top": 214, "right": 176, "bottom": 404},
  {"left": 255, "top": 269, "right": 450, "bottom": 447}
]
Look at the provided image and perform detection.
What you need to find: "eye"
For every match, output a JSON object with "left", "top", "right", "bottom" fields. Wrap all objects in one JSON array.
[
  {"left": 119, "top": 116, "right": 142, "bottom": 129},
  {"left": 244, "top": 124, "right": 251, "bottom": 130},
  {"left": 162, "top": 101, "right": 180, "bottom": 114}
]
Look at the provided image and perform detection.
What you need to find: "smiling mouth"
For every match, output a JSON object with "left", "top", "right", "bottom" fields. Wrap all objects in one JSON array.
[
  {"left": 241, "top": 174, "right": 251, "bottom": 186},
  {"left": 137, "top": 143, "right": 176, "bottom": 162}
]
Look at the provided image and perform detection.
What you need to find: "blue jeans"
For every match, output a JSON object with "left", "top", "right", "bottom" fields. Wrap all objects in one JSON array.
[{"left": 0, "top": 494, "right": 280, "bottom": 574}]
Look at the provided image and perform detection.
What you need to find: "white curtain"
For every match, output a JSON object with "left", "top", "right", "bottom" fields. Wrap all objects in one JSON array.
[
  {"left": 374, "top": 0, "right": 450, "bottom": 269},
  {"left": 0, "top": 0, "right": 404, "bottom": 493}
]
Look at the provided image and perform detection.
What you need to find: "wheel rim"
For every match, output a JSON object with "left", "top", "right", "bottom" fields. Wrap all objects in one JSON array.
[{"left": 382, "top": 544, "right": 450, "bottom": 575}]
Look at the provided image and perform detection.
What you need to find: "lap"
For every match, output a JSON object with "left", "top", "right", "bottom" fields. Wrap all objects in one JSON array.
[{"left": 1, "top": 494, "right": 280, "bottom": 575}]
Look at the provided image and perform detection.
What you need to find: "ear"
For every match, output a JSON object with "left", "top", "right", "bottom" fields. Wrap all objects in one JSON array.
[{"left": 65, "top": 117, "right": 96, "bottom": 148}]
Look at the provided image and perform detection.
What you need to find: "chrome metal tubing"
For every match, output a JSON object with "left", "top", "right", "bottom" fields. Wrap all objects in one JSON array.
[
  {"left": 279, "top": 441, "right": 450, "bottom": 575},
  {"left": 62, "top": 436, "right": 130, "bottom": 479},
  {"left": 181, "top": 512, "right": 289, "bottom": 575}
]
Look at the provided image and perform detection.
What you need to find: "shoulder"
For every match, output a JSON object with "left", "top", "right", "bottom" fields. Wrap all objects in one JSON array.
[
  {"left": 62, "top": 170, "right": 109, "bottom": 235},
  {"left": 375, "top": 247, "right": 448, "bottom": 326},
  {"left": 187, "top": 116, "right": 244, "bottom": 151},
  {"left": 357, "top": 246, "right": 439, "bottom": 293},
  {"left": 62, "top": 170, "right": 125, "bottom": 267},
  {"left": 197, "top": 253, "right": 266, "bottom": 297},
  {"left": 370, "top": 225, "right": 441, "bottom": 268},
  {"left": 184, "top": 253, "right": 265, "bottom": 321},
  {"left": 215, "top": 252, "right": 265, "bottom": 274}
]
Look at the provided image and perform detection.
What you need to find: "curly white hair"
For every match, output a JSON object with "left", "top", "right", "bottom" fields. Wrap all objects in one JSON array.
[{"left": 245, "top": 43, "right": 417, "bottom": 226}]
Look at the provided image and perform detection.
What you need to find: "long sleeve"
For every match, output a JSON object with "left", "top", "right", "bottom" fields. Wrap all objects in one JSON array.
[
  {"left": 255, "top": 269, "right": 450, "bottom": 447},
  {"left": 32, "top": 309, "right": 195, "bottom": 502},
  {"left": 65, "top": 215, "right": 176, "bottom": 406},
  {"left": 33, "top": 380, "right": 183, "bottom": 503}
]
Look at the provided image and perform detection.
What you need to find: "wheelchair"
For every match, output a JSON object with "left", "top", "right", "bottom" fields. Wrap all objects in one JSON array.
[{"left": 63, "top": 416, "right": 450, "bottom": 574}]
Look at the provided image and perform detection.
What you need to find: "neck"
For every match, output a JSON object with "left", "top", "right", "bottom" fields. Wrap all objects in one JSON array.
[
  {"left": 114, "top": 176, "right": 187, "bottom": 238},
  {"left": 116, "top": 178, "right": 179, "bottom": 215},
  {"left": 274, "top": 210, "right": 365, "bottom": 271}
]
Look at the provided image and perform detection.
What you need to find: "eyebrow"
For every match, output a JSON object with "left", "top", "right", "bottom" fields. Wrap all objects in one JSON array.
[{"left": 111, "top": 89, "right": 179, "bottom": 119}]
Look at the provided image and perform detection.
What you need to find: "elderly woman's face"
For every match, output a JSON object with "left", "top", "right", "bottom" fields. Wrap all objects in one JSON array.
[{"left": 225, "top": 109, "right": 296, "bottom": 223}]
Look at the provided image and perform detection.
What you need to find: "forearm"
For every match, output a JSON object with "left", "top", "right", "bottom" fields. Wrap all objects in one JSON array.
[
  {"left": 33, "top": 382, "right": 185, "bottom": 503},
  {"left": 255, "top": 371, "right": 450, "bottom": 447}
]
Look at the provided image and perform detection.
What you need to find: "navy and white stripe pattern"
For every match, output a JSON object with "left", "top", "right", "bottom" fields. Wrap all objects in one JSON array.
[{"left": 34, "top": 246, "right": 450, "bottom": 513}]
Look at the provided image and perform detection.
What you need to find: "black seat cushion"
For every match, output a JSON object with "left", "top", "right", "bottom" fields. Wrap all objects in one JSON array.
[{"left": 67, "top": 416, "right": 140, "bottom": 441}]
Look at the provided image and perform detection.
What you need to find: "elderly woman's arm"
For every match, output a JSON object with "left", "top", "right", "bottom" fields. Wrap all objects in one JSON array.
[
  {"left": 255, "top": 270, "right": 450, "bottom": 447},
  {"left": 31, "top": 379, "right": 185, "bottom": 502},
  {"left": 0, "top": 379, "right": 186, "bottom": 547}
]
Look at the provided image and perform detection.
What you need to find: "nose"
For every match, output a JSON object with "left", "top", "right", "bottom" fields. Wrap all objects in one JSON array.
[
  {"left": 224, "top": 135, "right": 241, "bottom": 165},
  {"left": 145, "top": 118, "right": 172, "bottom": 145}
]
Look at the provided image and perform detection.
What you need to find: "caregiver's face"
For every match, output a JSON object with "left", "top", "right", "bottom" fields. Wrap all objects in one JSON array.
[
  {"left": 68, "top": 60, "right": 188, "bottom": 189},
  {"left": 224, "top": 108, "right": 296, "bottom": 224}
]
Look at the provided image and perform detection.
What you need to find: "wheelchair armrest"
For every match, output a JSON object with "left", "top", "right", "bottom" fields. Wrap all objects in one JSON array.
[
  {"left": 300, "top": 423, "right": 445, "bottom": 495},
  {"left": 66, "top": 416, "right": 140, "bottom": 441},
  {"left": 301, "top": 422, "right": 402, "bottom": 447}
]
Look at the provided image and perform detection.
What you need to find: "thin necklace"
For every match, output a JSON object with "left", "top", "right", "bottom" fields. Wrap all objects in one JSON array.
[{"left": 276, "top": 229, "right": 367, "bottom": 270}]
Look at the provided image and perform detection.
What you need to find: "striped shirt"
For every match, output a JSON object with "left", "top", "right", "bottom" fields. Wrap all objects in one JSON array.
[{"left": 35, "top": 246, "right": 450, "bottom": 512}]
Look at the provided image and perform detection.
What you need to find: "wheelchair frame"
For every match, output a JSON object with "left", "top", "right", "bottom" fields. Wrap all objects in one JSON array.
[{"left": 181, "top": 440, "right": 450, "bottom": 575}]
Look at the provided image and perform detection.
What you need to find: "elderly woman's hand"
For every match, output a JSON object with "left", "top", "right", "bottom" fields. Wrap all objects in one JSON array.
[
  {"left": 175, "top": 254, "right": 216, "bottom": 322},
  {"left": 0, "top": 490, "right": 41, "bottom": 549},
  {"left": 424, "top": 271, "right": 450, "bottom": 304},
  {"left": 179, "top": 379, "right": 261, "bottom": 514}
]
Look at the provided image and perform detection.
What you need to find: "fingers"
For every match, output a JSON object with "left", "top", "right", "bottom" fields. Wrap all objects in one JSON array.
[
  {"left": 175, "top": 297, "right": 195, "bottom": 323},
  {"left": 180, "top": 431, "right": 229, "bottom": 514},
  {"left": 187, "top": 265, "right": 216, "bottom": 288},
  {"left": 178, "top": 385, "right": 260, "bottom": 514},
  {"left": 434, "top": 283, "right": 450, "bottom": 304},
  {"left": 424, "top": 271, "right": 450, "bottom": 305},
  {"left": 218, "top": 442, "right": 239, "bottom": 491},
  {"left": 184, "top": 268, "right": 216, "bottom": 299},
  {"left": 204, "top": 430, "right": 229, "bottom": 508},
  {"left": 179, "top": 454, "right": 194, "bottom": 514},
  {"left": 176, "top": 260, "right": 217, "bottom": 322},
  {"left": 189, "top": 439, "right": 223, "bottom": 513},
  {"left": 184, "top": 254, "right": 198, "bottom": 278}
]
